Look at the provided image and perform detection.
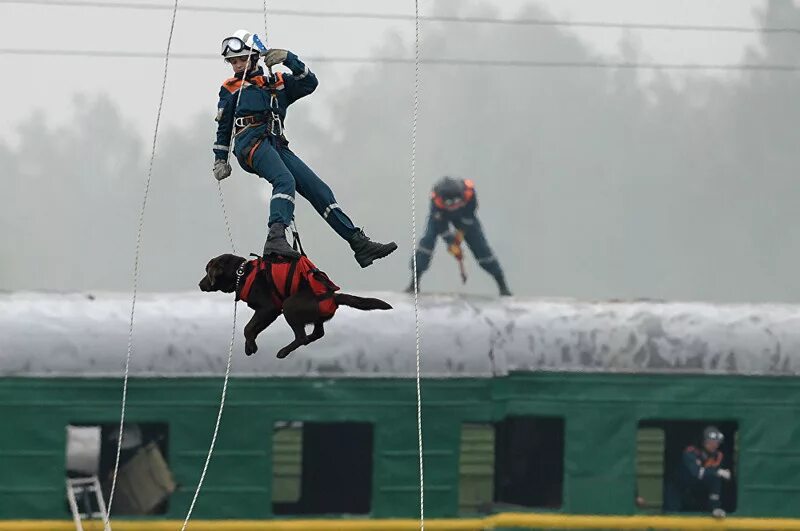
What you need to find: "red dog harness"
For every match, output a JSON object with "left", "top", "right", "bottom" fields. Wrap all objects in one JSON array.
[{"left": 237, "top": 255, "right": 340, "bottom": 318}]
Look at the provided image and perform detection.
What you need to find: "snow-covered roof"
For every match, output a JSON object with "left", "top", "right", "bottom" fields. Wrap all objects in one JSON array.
[{"left": 2, "top": 291, "right": 799, "bottom": 378}]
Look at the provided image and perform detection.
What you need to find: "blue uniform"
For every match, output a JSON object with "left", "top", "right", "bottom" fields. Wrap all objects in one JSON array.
[
  {"left": 213, "top": 52, "right": 357, "bottom": 240},
  {"left": 664, "top": 445, "right": 724, "bottom": 512},
  {"left": 412, "top": 179, "right": 509, "bottom": 293}
]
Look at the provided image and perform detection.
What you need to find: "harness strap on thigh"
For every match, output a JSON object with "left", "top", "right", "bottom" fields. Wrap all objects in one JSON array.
[{"left": 246, "top": 138, "right": 264, "bottom": 168}]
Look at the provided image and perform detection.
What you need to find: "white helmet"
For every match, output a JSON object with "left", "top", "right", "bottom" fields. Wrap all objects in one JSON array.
[{"left": 220, "top": 29, "right": 267, "bottom": 60}]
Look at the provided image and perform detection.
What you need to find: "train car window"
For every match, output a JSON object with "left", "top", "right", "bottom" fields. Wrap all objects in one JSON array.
[
  {"left": 272, "top": 421, "right": 303, "bottom": 505},
  {"left": 494, "top": 416, "right": 564, "bottom": 509},
  {"left": 635, "top": 426, "right": 664, "bottom": 511},
  {"left": 637, "top": 420, "right": 738, "bottom": 514},
  {"left": 272, "top": 421, "right": 373, "bottom": 515},
  {"left": 64, "top": 422, "right": 173, "bottom": 516},
  {"left": 458, "top": 423, "right": 495, "bottom": 514}
]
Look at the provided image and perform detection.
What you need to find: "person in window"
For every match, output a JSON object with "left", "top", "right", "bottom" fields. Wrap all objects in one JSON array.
[{"left": 663, "top": 426, "right": 732, "bottom": 518}]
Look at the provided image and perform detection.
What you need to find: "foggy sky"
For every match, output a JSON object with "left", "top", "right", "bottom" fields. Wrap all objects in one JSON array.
[{"left": 2, "top": 0, "right": 800, "bottom": 303}]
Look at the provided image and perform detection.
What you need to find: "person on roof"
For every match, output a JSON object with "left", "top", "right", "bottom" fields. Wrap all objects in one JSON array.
[
  {"left": 212, "top": 29, "right": 396, "bottom": 267},
  {"left": 406, "top": 176, "right": 511, "bottom": 296},
  {"left": 663, "top": 425, "right": 732, "bottom": 519}
]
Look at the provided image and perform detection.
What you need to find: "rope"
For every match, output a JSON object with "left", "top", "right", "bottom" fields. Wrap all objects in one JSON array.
[
  {"left": 181, "top": 144, "right": 240, "bottom": 531},
  {"left": 216, "top": 181, "right": 238, "bottom": 255},
  {"left": 104, "top": 1, "right": 179, "bottom": 529},
  {"left": 181, "top": 13, "right": 270, "bottom": 529},
  {"left": 180, "top": 270, "right": 242, "bottom": 530},
  {"left": 183, "top": 81, "right": 240, "bottom": 530},
  {"left": 262, "top": 0, "right": 276, "bottom": 82},
  {"left": 410, "top": 0, "right": 424, "bottom": 529}
]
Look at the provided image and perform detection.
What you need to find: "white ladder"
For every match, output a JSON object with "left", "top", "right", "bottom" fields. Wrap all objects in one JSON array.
[{"left": 66, "top": 476, "right": 108, "bottom": 531}]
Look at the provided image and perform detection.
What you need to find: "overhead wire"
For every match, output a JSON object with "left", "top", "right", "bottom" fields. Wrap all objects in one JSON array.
[
  {"left": 3, "top": 0, "right": 800, "bottom": 35},
  {"left": 1, "top": 48, "right": 798, "bottom": 72}
]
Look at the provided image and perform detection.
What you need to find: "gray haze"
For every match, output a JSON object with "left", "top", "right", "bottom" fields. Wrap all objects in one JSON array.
[{"left": 2, "top": 0, "right": 799, "bottom": 302}]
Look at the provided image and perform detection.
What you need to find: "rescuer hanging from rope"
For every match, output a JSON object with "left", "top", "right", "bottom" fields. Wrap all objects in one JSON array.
[{"left": 212, "top": 30, "right": 397, "bottom": 267}]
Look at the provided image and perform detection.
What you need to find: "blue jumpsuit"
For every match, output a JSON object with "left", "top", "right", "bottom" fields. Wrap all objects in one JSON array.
[
  {"left": 412, "top": 181, "right": 509, "bottom": 292},
  {"left": 663, "top": 446, "right": 724, "bottom": 512},
  {"left": 213, "top": 53, "right": 357, "bottom": 240}
]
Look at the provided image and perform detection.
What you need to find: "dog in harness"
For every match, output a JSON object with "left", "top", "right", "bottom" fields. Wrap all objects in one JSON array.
[
  {"left": 239, "top": 255, "right": 339, "bottom": 319},
  {"left": 199, "top": 253, "right": 392, "bottom": 359}
]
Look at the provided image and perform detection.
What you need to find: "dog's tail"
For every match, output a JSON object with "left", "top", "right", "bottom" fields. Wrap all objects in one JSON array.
[{"left": 334, "top": 293, "right": 392, "bottom": 311}]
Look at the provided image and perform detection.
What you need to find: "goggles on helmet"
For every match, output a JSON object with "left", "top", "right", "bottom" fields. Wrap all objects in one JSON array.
[
  {"left": 221, "top": 31, "right": 267, "bottom": 60},
  {"left": 221, "top": 37, "right": 251, "bottom": 57}
]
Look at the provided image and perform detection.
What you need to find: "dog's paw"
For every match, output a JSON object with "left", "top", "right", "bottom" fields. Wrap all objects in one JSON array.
[
  {"left": 276, "top": 348, "right": 291, "bottom": 359},
  {"left": 245, "top": 339, "right": 258, "bottom": 356}
]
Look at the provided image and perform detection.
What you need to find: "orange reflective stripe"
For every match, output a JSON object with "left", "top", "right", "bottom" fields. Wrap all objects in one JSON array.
[{"left": 247, "top": 139, "right": 264, "bottom": 167}]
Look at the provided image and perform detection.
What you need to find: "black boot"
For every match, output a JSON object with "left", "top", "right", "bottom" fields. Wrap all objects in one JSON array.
[
  {"left": 349, "top": 229, "right": 397, "bottom": 268},
  {"left": 497, "top": 276, "right": 512, "bottom": 297},
  {"left": 263, "top": 223, "right": 301, "bottom": 259}
]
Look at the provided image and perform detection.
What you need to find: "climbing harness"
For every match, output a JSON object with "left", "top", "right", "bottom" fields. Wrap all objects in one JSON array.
[{"left": 179, "top": 267, "right": 243, "bottom": 531}]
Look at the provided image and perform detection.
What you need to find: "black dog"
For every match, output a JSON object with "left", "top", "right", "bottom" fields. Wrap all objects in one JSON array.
[{"left": 199, "top": 253, "right": 392, "bottom": 359}]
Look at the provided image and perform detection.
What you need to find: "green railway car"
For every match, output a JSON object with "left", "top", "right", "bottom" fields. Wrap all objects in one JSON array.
[{"left": 1, "top": 291, "right": 799, "bottom": 527}]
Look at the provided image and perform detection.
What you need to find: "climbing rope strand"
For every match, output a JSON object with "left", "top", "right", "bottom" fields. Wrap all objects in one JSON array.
[
  {"left": 105, "top": 2, "right": 179, "bottom": 529},
  {"left": 216, "top": 182, "right": 237, "bottom": 255},
  {"left": 217, "top": 49, "right": 252, "bottom": 253},
  {"left": 184, "top": 67, "right": 242, "bottom": 530},
  {"left": 263, "top": 0, "right": 269, "bottom": 38},
  {"left": 180, "top": 275, "right": 240, "bottom": 531},
  {"left": 225, "top": 52, "right": 254, "bottom": 166},
  {"left": 217, "top": 52, "right": 251, "bottom": 255},
  {"left": 181, "top": 17, "right": 269, "bottom": 529},
  {"left": 411, "top": 0, "right": 424, "bottom": 529},
  {"left": 184, "top": 66, "right": 240, "bottom": 531}
]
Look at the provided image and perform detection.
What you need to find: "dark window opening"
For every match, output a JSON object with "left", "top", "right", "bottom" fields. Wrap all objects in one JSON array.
[
  {"left": 272, "top": 421, "right": 373, "bottom": 515},
  {"left": 637, "top": 420, "right": 738, "bottom": 514},
  {"left": 494, "top": 416, "right": 564, "bottom": 509},
  {"left": 65, "top": 422, "right": 174, "bottom": 516},
  {"left": 458, "top": 417, "right": 564, "bottom": 514}
]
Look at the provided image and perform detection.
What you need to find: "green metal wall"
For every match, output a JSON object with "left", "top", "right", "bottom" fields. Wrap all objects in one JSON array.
[{"left": 1, "top": 372, "right": 799, "bottom": 520}]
